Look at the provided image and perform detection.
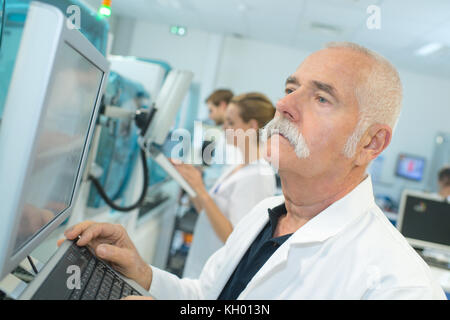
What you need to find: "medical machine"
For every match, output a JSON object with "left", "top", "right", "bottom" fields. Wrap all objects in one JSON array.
[
  {"left": 397, "top": 190, "right": 450, "bottom": 253},
  {"left": 86, "top": 68, "right": 196, "bottom": 215},
  {"left": 139, "top": 69, "right": 197, "bottom": 198},
  {"left": 86, "top": 71, "right": 152, "bottom": 210},
  {"left": 0, "top": 1, "right": 150, "bottom": 299},
  {"left": 0, "top": 0, "right": 109, "bottom": 118}
]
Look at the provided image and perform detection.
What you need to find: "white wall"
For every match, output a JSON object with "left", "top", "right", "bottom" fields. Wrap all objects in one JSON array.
[
  {"left": 216, "top": 36, "right": 308, "bottom": 103},
  {"left": 124, "top": 20, "right": 227, "bottom": 119},
  {"left": 114, "top": 20, "right": 450, "bottom": 204},
  {"left": 127, "top": 20, "right": 212, "bottom": 83},
  {"left": 123, "top": 20, "right": 306, "bottom": 107}
]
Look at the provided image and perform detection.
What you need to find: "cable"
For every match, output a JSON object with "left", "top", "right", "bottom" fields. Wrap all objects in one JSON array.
[
  {"left": 89, "top": 149, "right": 149, "bottom": 212},
  {"left": 27, "top": 256, "right": 38, "bottom": 275}
]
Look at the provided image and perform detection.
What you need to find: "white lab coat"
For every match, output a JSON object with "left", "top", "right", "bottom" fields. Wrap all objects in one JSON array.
[
  {"left": 201, "top": 136, "right": 243, "bottom": 190},
  {"left": 182, "top": 158, "right": 277, "bottom": 278},
  {"left": 150, "top": 175, "right": 446, "bottom": 299}
]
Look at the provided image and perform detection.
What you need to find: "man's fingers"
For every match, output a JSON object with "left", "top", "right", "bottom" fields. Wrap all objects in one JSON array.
[
  {"left": 76, "top": 223, "right": 119, "bottom": 246},
  {"left": 64, "top": 221, "right": 96, "bottom": 240},
  {"left": 56, "top": 238, "right": 65, "bottom": 247},
  {"left": 95, "top": 243, "right": 129, "bottom": 266}
]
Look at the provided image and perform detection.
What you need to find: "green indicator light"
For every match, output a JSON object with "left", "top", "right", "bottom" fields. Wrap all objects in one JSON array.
[
  {"left": 98, "top": 5, "right": 111, "bottom": 17},
  {"left": 170, "top": 25, "right": 187, "bottom": 36}
]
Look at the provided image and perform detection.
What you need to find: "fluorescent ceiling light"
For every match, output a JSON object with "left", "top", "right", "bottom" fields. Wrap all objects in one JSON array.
[{"left": 415, "top": 42, "right": 444, "bottom": 56}]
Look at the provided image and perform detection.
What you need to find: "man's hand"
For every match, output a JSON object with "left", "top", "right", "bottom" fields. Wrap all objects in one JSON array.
[{"left": 57, "top": 221, "right": 152, "bottom": 291}]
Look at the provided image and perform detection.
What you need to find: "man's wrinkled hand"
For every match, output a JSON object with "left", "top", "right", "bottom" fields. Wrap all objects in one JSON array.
[{"left": 57, "top": 221, "right": 152, "bottom": 290}]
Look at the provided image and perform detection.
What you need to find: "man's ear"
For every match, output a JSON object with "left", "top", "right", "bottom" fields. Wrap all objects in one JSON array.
[{"left": 355, "top": 124, "right": 392, "bottom": 166}]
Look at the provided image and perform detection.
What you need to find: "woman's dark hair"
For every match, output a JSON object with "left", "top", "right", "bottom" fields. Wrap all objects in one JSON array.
[{"left": 230, "top": 92, "right": 275, "bottom": 129}]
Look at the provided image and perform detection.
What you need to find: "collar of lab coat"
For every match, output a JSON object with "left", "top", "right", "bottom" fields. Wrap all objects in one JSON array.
[
  {"left": 232, "top": 175, "right": 376, "bottom": 299},
  {"left": 286, "top": 174, "right": 375, "bottom": 245}
]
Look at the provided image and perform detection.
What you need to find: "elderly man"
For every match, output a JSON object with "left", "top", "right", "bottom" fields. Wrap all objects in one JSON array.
[{"left": 61, "top": 42, "right": 445, "bottom": 299}]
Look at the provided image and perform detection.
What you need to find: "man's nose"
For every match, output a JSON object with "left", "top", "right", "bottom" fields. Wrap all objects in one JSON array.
[{"left": 276, "top": 92, "right": 301, "bottom": 122}]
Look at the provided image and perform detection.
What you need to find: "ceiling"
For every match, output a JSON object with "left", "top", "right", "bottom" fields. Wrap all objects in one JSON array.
[{"left": 88, "top": 0, "right": 450, "bottom": 77}]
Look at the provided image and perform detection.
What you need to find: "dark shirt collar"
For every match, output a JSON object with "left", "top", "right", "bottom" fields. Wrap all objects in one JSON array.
[{"left": 267, "top": 203, "right": 291, "bottom": 244}]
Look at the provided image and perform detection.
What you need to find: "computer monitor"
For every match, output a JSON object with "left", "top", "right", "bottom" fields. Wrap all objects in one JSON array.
[
  {"left": 395, "top": 154, "right": 426, "bottom": 181},
  {"left": 397, "top": 190, "right": 450, "bottom": 252},
  {"left": 0, "top": 2, "right": 109, "bottom": 279}
]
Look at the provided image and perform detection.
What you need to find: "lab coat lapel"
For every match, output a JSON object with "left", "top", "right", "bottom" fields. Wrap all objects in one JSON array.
[
  {"left": 208, "top": 205, "right": 270, "bottom": 299},
  {"left": 237, "top": 237, "right": 292, "bottom": 299},
  {"left": 237, "top": 176, "right": 376, "bottom": 299}
]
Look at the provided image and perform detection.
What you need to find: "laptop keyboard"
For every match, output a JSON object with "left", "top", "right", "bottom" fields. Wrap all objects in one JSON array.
[
  {"left": 29, "top": 241, "right": 143, "bottom": 300},
  {"left": 68, "top": 245, "right": 141, "bottom": 300}
]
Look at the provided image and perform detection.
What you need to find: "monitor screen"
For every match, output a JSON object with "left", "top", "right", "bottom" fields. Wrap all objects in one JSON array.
[
  {"left": 395, "top": 154, "right": 425, "bottom": 181},
  {"left": 400, "top": 195, "right": 450, "bottom": 248},
  {"left": 13, "top": 42, "right": 103, "bottom": 253}
]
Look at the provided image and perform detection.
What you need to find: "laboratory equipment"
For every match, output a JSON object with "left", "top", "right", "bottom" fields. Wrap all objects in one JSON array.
[
  {"left": 0, "top": 0, "right": 109, "bottom": 119},
  {"left": 0, "top": 1, "right": 109, "bottom": 279},
  {"left": 87, "top": 71, "right": 151, "bottom": 209},
  {"left": 140, "top": 69, "right": 197, "bottom": 197}
]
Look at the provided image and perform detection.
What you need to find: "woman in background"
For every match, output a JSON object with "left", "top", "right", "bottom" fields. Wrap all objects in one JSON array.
[{"left": 173, "top": 92, "right": 277, "bottom": 279}]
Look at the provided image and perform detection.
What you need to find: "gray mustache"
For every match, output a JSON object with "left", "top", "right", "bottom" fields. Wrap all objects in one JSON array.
[{"left": 262, "top": 116, "right": 310, "bottom": 159}]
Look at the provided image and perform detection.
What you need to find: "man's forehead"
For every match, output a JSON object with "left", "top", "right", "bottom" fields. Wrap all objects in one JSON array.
[{"left": 290, "top": 48, "right": 372, "bottom": 92}]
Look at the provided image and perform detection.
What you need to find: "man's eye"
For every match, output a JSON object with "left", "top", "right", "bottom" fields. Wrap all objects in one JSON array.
[
  {"left": 317, "top": 96, "right": 329, "bottom": 104},
  {"left": 285, "top": 88, "right": 294, "bottom": 95}
]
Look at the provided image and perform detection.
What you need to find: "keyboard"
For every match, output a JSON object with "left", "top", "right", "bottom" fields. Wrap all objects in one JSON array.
[{"left": 31, "top": 241, "right": 142, "bottom": 300}]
